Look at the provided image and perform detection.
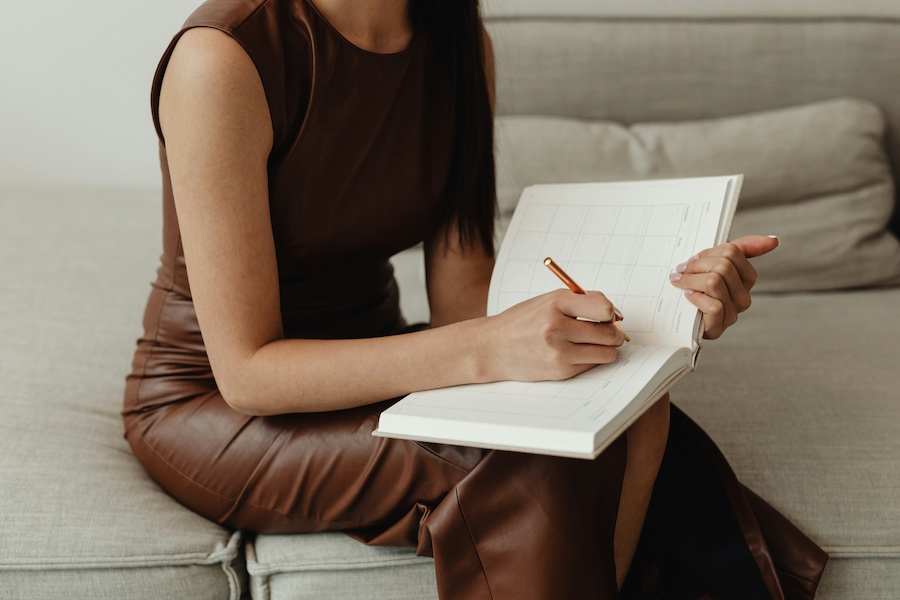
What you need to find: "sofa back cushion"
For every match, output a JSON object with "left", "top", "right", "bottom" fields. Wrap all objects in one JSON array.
[
  {"left": 495, "top": 99, "right": 900, "bottom": 292},
  {"left": 484, "top": 0, "right": 900, "bottom": 235}
]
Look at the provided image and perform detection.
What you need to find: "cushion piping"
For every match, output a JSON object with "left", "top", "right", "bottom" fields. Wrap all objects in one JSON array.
[{"left": 0, "top": 531, "right": 242, "bottom": 571}]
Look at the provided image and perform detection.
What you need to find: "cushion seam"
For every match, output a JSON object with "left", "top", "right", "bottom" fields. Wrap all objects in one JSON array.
[{"left": 246, "top": 556, "right": 432, "bottom": 576}]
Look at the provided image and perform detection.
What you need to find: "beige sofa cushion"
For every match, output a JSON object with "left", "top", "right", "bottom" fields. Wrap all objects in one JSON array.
[
  {"left": 496, "top": 98, "right": 900, "bottom": 292},
  {"left": 671, "top": 287, "right": 900, "bottom": 600},
  {"left": 485, "top": 10, "right": 900, "bottom": 207},
  {"left": 246, "top": 533, "right": 437, "bottom": 600},
  {"left": 0, "top": 189, "right": 245, "bottom": 599}
]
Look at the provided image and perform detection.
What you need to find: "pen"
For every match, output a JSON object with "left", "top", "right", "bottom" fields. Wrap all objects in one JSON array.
[{"left": 543, "top": 257, "right": 630, "bottom": 342}]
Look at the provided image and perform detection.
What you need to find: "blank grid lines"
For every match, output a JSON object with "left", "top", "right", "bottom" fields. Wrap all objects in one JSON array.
[{"left": 499, "top": 202, "right": 690, "bottom": 334}]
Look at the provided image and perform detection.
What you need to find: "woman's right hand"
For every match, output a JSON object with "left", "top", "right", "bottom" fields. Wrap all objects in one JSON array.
[{"left": 480, "top": 290, "right": 626, "bottom": 382}]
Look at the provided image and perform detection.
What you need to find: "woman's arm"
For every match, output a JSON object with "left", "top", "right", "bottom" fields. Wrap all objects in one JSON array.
[
  {"left": 423, "top": 25, "right": 497, "bottom": 328},
  {"left": 160, "top": 28, "right": 624, "bottom": 417},
  {"left": 159, "top": 28, "right": 479, "bottom": 415},
  {"left": 424, "top": 223, "right": 494, "bottom": 327}
]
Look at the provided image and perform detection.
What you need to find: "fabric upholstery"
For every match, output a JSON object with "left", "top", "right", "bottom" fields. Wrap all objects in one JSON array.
[
  {"left": 672, "top": 289, "right": 900, "bottom": 553},
  {"left": 0, "top": 189, "right": 245, "bottom": 599},
  {"left": 495, "top": 99, "right": 900, "bottom": 292},
  {"left": 484, "top": 11, "right": 900, "bottom": 237},
  {"left": 815, "top": 559, "right": 900, "bottom": 600},
  {"left": 483, "top": 0, "right": 900, "bottom": 19},
  {"left": 246, "top": 534, "right": 437, "bottom": 600},
  {"left": 673, "top": 288, "right": 900, "bottom": 599}
]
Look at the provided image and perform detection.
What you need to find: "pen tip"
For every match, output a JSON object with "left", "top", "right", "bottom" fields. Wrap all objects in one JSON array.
[{"left": 544, "top": 257, "right": 553, "bottom": 266}]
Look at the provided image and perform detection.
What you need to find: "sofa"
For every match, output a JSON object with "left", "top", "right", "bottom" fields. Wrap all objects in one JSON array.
[{"left": 3, "top": 1, "right": 899, "bottom": 598}]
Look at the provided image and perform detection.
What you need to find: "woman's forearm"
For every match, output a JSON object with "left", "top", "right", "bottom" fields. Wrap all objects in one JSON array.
[{"left": 223, "top": 317, "right": 491, "bottom": 415}]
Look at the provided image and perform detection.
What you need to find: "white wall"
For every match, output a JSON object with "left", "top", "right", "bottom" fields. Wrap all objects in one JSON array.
[{"left": 0, "top": 0, "right": 202, "bottom": 189}]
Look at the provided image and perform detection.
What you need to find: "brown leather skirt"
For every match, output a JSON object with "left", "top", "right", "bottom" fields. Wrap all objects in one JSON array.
[{"left": 123, "top": 345, "right": 826, "bottom": 600}]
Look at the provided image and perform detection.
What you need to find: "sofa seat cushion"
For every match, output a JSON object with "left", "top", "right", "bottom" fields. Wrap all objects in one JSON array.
[
  {"left": 672, "top": 288, "right": 900, "bottom": 599},
  {"left": 246, "top": 533, "right": 436, "bottom": 600},
  {"left": 0, "top": 189, "right": 245, "bottom": 599}
]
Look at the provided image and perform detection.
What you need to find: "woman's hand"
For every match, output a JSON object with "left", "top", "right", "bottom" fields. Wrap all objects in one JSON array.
[
  {"left": 667, "top": 235, "right": 780, "bottom": 339},
  {"left": 480, "top": 290, "right": 626, "bottom": 382}
]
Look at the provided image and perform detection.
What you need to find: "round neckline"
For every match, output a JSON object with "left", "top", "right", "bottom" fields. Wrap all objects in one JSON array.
[{"left": 304, "top": 0, "right": 417, "bottom": 58}]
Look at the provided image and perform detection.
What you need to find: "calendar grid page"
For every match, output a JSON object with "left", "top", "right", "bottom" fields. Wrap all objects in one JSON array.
[{"left": 488, "top": 178, "right": 735, "bottom": 350}]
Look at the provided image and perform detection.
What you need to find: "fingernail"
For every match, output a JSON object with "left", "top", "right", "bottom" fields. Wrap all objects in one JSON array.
[
  {"left": 614, "top": 307, "right": 624, "bottom": 321},
  {"left": 767, "top": 235, "right": 779, "bottom": 239},
  {"left": 676, "top": 254, "right": 699, "bottom": 273},
  {"left": 684, "top": 289, "right": 695, "bottom": 295},
  {"left": 669, "top": 272, "right": 682, "bottom": 282}
]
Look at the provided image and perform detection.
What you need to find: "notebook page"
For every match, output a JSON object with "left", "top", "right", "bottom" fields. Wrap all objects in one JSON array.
[{"left": 488, "top": 178, "right": 733, "bottom": 349}]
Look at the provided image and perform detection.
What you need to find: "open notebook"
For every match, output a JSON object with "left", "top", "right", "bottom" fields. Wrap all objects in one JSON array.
[{"left": 374, "top": 175, "right": 743, "bottom": 459}]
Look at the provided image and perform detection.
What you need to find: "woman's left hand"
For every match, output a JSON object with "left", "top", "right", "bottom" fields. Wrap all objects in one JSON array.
[{"left": 668, "top": 235, "right": 780, "bottom": 339}]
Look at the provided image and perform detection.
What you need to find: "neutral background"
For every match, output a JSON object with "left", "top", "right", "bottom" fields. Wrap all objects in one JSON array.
[{"left": 1, "top": 0, "right": 201, "bottom": 189}]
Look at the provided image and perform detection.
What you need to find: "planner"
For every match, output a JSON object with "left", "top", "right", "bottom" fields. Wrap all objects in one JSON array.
[{"left": 374, "top": 175, "right": 743, "bottom": 458}]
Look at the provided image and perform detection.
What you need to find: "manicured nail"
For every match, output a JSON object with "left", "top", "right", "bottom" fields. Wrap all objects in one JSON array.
[
  {"left": 767, "top": 235, "right": 779, "bottom": 239},
  {"left": 614, "top": 307, "right": 624, "bottom": 321},
  {"left": 676, "top": 254, "right": 700, "bottom": 273},
  {"left": 684, "top": 289, "right": 695, "bottom": 295},
  {"left": 669, "top": 272, "right": 682, "bottom": 282}
]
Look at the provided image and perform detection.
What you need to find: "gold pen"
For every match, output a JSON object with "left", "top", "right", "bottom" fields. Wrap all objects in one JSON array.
[{"left": 543, "top": 257, "right": 630, "bottom": 342}]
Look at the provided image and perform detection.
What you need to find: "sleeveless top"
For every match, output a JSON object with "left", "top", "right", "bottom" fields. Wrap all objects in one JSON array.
[
  {"left": 154, "top": 0, "right": 451, "bottom": 330},
  {"left": 124, "top": 0, "right": 453, "bottom": 412}
]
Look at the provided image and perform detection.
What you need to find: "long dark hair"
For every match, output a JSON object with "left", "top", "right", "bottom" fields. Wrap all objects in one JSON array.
[{"left": 411, "top": 0, "right": 497, "bottom": 256}]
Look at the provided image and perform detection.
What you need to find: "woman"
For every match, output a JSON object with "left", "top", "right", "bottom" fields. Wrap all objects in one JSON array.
[{"left": 123, "top": 0, "right": 826, "bottom": 597}]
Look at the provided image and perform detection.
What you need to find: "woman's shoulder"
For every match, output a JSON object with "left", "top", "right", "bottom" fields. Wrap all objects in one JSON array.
[
  {"left": 157, "top": 26, "right": 273, "bottom": 149},
  {"left": 152, "top": 0, "right": 308, "bottom": 146},
  {"left": 165, "top": 27, "right": 257, "bottom": 82},
  {"left": 183, "top": 0, "right": 273, "bottom": 33}
]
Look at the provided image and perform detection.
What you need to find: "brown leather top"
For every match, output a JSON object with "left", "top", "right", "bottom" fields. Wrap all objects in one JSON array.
[{"left": 146, "top": 0, "right": 452, "bottom": 347}]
